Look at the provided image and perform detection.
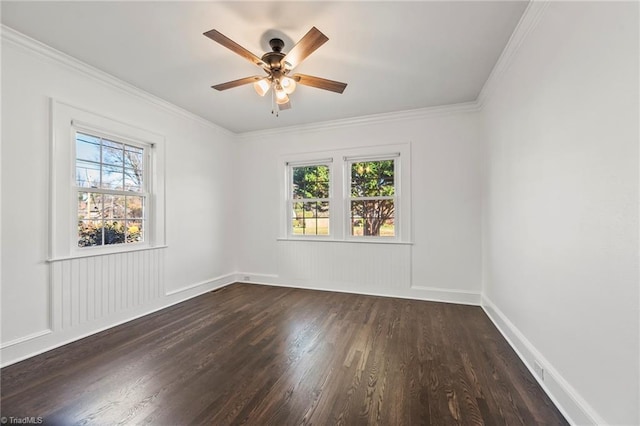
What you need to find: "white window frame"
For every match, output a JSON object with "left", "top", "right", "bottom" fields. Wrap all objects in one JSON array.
[
  {"left": 345, "top": 153, "right": 400, "bottom": 241},
  {"left": 285, "top": 158, "right": 333, "bottom": 239},
  {"left": 73, "top": 126, "right": 151, "bottom": 251},
  {"left": 50, "top": 99, "right": 166, "bottom": 260},
  {"left": 279, "top": 143, "right": 411, "bottom": 243}
]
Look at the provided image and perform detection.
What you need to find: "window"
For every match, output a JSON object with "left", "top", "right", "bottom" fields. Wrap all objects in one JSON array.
[
  {"left": 50, "top": 100, "right": 165, "bottom": 260},
  {"left": 348, "top": 158, "right": 396, "bottom": 237},
  {"left": 75, "top": 132, "right": 147, "bottom": 247},
  {"left": 280, "top": 145, "right": 410, "bottom": 243},
  {"left": 289, "top": 163, "right": 331, "bottom": 236}
]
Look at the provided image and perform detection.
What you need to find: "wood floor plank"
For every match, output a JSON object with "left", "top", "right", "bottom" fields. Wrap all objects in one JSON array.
[{"left": 1, "top": 283, "right": 568, "bottom": 425}]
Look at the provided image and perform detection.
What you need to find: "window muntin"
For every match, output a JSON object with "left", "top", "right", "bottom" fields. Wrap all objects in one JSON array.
[
  {"left": 291, "top": 164, "right": 330, "bottom": 236},
  {"left": 348, "top": 159, "right": 396, "bottom": 237},
  {"left": 75, "top": 131, "right": 147, "bottom": 248}
]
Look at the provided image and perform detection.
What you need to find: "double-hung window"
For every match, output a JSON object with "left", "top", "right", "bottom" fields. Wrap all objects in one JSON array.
[
  {"left": 75, "top": 131, "right": 148, "bottom": 248},
  {"left": 347, "top": 157, "right": 397, "bottom": 237},
  {"left": 50, "top": 100, "right": 165, "bottom": 260},
  {"left": 289, "top": 162, "right": 331, "bottom": 236},
  {"left": 281, "top": 144, "right": 409, "bottom": 242}
]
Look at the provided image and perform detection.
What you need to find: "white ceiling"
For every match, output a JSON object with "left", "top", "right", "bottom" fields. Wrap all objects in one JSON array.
[{"left": 1, "top": 1, "right": 528, "bottom": 133}]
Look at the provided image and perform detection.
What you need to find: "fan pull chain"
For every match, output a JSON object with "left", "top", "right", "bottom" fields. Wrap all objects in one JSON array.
[{"left": 271, "top": 90, "right": 279, "bottom": 117}]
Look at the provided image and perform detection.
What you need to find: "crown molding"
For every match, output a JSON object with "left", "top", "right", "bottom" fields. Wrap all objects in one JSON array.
[
  {"left": 237, "top": 2, "right": 551, "bottom": 140},
  {"left": 476, "top": 0, "right": 550, "bottom": 109},
  {"left": 1, "top": 24, "right": 235, "bottom": 138},
  {"left": 2, "top": 0, "right": 547, "bottom": 140},
  {"left": 237, "top": 101, "right": 481, "bottom": 140}
]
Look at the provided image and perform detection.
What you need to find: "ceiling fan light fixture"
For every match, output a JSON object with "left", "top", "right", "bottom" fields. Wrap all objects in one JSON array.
[
  {"left": 205, "top": 27, "right": 347, "bottom": 115},
  {"left": 281, "top": 76, "right": 297, "bottom": 94},
  {"left": 253, "top": 78, "right": 271, "bottom": 96},
  {"left": 274, "top": 85, "right": 290, "bottom": 105}
]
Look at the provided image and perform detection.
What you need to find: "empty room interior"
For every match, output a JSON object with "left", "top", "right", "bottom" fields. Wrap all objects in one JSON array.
[{"left": 1, "top": 1, "right": 638, "bottom": 425}]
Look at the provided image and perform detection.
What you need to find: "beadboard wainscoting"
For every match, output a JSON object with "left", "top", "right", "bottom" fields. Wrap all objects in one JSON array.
[
  {"left": 49, "top": 248, "right": 166, "bottom": 331},
  {"left": 236, "top": 240, "right": 480, "bottom": 305},
  {"left": 278, "top": 240, "right": 412, "bottom": 293},
  {"left": 2, "top": 247, "right": 240, "bottom": 367}
]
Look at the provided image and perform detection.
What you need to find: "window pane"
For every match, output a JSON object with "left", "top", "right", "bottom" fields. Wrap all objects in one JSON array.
[
  {"left": 292, "top": 165, "right": 330, "bottom": 199},
  {"left": 102, "top": 195, "right": 125, "bottom": 219},
  {"left": 76, "top": 135, "right": 101, "bottom": 162},
  {"left": 103, "top": 220, "right": 126, "bottom": 245},
  {"left": 351, "top": 160, "right": 395, "bottom": 197},
  {"left": 124, "top": 147, "right": 143, "bottom": 170},
  {"left": 126, "top": 196, "right": 144, "bottom": 219},
  {"left": 102, "top": 139, "right": 124, "bottom": 166},
  {"left": 76, "top": 132, "right": 101, "bottom": 145},
  {"left": 126, "top": 220, "right": 144, "bottom": 243},
  {"left": 78, "top": 192, "right": 103, "bottom": 220},
  {"left": 314, "top": 180, "right": 329, "bottom": 199},
  {"left": 315, "top": 201, "right": 330, "bottom": 235},
  {"left": 78, "top": 220, "right": 103, "bottom": 247},
  {"left": 76, "top": 160, "right": 100, "bottom": 188},
  {"left": 102, "top": 165, "right": 124, "bottom": 190},
  {"left": 292, "top": 201, "right": 329, "bottom": 235},
  {"left": 124, "top": 168, "right": 143, "bottom": 192},
  {"left": 316, "top": 165, "right": 329, "bottom": 181},
  {"left": 292, "top": 202, "right": 303, "bottom": 234},
  {"left": 292, "top": 167, "right": 308, "bottom": 199},
  {"left": 350, "top": 199, "right": 395, "bottom": 236}
]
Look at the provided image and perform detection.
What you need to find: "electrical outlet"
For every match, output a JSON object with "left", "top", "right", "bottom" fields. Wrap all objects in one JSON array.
[
  {"left": 533, "top": 360, "right": 544, "bottom": 381},
  {"left": 243, "top": 275, "right": 251, "bottom": 281}
]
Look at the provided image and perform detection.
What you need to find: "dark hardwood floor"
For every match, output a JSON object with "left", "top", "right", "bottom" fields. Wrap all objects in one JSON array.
[{"left": 1, "top": 283, "right": 567, "bottom": 425}]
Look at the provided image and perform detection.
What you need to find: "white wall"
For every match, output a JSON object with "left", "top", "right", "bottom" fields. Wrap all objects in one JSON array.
[
  {"left": 1, "top": 28, "right": 237, "bottom": 366},
  {"left": 0, "top": 23, "right": 484, "bottom": 365},
  {"left": 4, "top": 2, "right": 638, "bottom": 423},
  {"left": 481, "top": 2, "right": 639, "bottom": 425},
  {"left": 236, "top": 107, "right": 484, "bottom": 304}
]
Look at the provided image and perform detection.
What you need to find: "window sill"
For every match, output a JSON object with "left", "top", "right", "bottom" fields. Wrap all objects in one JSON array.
[
  {"left": 48, "top": 244, "right": 168, "bottom": 263},
  {"left": 277, "top": 238, "right": 413, "bottom": 245}
]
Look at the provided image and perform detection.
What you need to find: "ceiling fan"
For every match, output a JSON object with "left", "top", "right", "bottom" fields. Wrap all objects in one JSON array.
[{"left": 203, "top": 27, "right": 347, "bottom": 114}]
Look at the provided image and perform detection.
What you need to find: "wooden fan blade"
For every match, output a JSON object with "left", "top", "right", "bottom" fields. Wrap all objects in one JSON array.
[
  {"left": 204, "top": 29, "right": 268, "bottom": 69},
  {"left": 292, "top": 74, "right": 347, "bottom": 94},
  {"left": 282, "top": 27, "right": 328, "bottom": 70},
  {"left": 212, "top": 76, "right": 263, "bottom": 91}
]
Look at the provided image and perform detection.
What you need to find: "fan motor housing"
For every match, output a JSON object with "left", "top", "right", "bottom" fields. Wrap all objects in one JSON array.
[
  {"left": 269, "top": 38, "right": 285, "bottom": 52},
  {"left": 262, "top": 38, "right": 286, "bottom": 69}
]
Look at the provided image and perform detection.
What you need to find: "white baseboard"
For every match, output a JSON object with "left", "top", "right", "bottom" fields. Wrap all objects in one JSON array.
[
  {"left": 165, "top": 273, "right": 237, "bottom": 296},
  {"left": 0, "top": 329, "right": 53, "bottom": 350},
  {"left": 481, "top": 295, "right": 604, "bottom": 426},
  {"left": 235, "top": 273, "right": 481, "bottom": 306},
  {"left": 410, "top": 284, "right": 481, "bottom": 305},
  {"left": 0, "top": 274, "right": 236, "bottom": 368}
]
